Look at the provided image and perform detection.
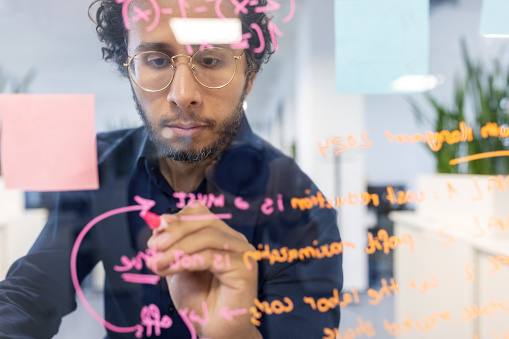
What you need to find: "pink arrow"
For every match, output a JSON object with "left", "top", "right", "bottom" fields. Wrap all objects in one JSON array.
[
  {"left": 219, "top": 306, "right": 248, "bottom": 321},
  {"left": 133, "top": 195, "right": 156, "bottom": 215},
  {"left": 70, "top": 196, "right": 156, "bottom": 334}
]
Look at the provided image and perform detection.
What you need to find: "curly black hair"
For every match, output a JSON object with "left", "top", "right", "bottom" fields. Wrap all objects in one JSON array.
[{"left": 88, "top": 0, "right": 274, "bottom": 79}]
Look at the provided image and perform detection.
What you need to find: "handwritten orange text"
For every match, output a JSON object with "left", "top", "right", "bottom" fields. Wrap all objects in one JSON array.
[
  {"left": 323, "top": 318, "right": 376, "bottom": 339},
  {"left": 367, "top": 278, "right": 400, "bottom": 305},
  {"left": 385, "top": 122, "right": 473, "bottom": 152},
  {"left": 383, "top": 311, "right": 452, "bottom": 335},
  {"left": 408, "top": 275, "right": 439, "bottom": 295},
  {"left": 438, "top": 227, "right": 455, "bottom": 246},
  {"left": 465, "top": 263, "right": 476, "bottom": 282},
  {"left": 250, "top": 297, "right": 293, "bottom": 326},
  {"left": 364, "top": 229, "right": 414, "bottom": 254},
  {"left": 385, "top": 186, "right": 425, "bottom": 205},
  {"left": 493, "top": 330, "right": 509, "bottom": 339},
  {"left": 243, "top": 240, "right": 354, "bottom": 270},
  {"left": 318, "top": 131, "right": 372, "bottom": 158},
  {"left": 481, "top": 122, "right": 509, "bottom": 139},
  {"left": 461, "top": 299, "right": 509, "bottom": 321},
  {"left": 304, "top": 288, "right": 359, "bottom": 312},
  {"left": 451, "top": 151, "right": 509, "bottom": 165},
  {"left": 291, "top": 190, "right": 379, "bottom": 211},
  {"left": 488, "top": 254, "right": 509, "bottom": 273},
  {"left": 443, "top": 175, "right": 509, "bottom": 202}
]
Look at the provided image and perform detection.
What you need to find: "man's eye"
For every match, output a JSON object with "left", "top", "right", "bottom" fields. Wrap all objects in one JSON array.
[
  {"left": 199, "top": 57, "right": 222, "bottom": 67},
  {"left": 146, "top": 56, "right": 170, "bottom": 68}
]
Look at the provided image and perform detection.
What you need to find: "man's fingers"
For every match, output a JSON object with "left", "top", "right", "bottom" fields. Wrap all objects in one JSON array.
[
  {"left": 150, "top": 227, "right": 254, "bottom": 273},
  {"left": 148, "top": 207, "right": 246, "bottom": 251},
  {"left": 154, "top": 249, "right": 255, "bottom": 278}
]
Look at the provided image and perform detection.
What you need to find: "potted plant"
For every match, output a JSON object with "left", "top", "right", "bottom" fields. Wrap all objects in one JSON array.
[
  {"left": 411, "top": 39, "right": 509, "bottom": 174},
  {"left": 409, "top": 39, "right": 509, "bottom": 236}
]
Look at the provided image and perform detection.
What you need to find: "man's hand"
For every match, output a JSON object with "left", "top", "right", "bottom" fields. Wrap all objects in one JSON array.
[{"left": 147, "top": 201, "right": 261, "bottom": 339}]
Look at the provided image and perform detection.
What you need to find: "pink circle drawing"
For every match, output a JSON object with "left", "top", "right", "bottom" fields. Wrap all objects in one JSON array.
[{"left": 70, "top": 196, "right": 155, "bottom": 335}]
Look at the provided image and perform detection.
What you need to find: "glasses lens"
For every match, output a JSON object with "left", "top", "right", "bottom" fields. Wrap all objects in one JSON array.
[
  {"left": 191, "top": 47, "right": 237, "bottom": 88},
  {"left": 130, "top": 52, "right": 173, "bottom": 91}
]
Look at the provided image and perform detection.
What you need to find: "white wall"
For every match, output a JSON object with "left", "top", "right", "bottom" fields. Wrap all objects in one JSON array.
[
  {"left": 0, "top": 0, "right": 141, "bottom": 131},
  {"left": 293, "top": 0, "right": 369, "bottom": 291}
]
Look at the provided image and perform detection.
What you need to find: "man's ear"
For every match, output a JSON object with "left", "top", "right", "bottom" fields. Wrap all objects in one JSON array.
[{"left": 245, "top": 72, "right": 256, "bottom": 95}]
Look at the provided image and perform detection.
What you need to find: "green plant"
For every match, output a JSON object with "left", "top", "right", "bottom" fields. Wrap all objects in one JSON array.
[
  {"left": 0, "top": 67, "right": 36, "bottom": 94},
  {"left": 410, "top": 39, "right": 509, "bottom": 175}
]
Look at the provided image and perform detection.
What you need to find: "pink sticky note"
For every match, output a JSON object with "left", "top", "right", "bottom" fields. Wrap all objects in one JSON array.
[{"left": 0, "top": 94, "right": 99, "bottom": 191}]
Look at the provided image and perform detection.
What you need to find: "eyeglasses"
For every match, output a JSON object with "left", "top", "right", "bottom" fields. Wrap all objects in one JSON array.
[{"left": 124, "top": 47, "right": 244, "bottom": 92}]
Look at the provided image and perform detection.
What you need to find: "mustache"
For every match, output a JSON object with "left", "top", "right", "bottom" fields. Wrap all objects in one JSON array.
[
  {"left": 129, "top": 85, "right": 217, "bottom": 129},
  {"left": 159, "top": 111, "right": 217, "bottom": 128}
]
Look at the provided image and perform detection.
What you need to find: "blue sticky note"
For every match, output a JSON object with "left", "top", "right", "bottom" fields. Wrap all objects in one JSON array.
[
  {"left": 480, "top": 0, "right": 509, "bottom": 36},
  {"left": 334, "top": 0, "right": 429, "bottom": 94}
]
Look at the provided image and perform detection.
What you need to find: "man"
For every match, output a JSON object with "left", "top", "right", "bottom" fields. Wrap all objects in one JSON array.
[{"left": 0, "top": 0, "right": 342, "bottom": 338}]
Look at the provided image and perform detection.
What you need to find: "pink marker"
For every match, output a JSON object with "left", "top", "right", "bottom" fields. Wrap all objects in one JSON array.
[{"left": 141, "top": 211, "right": 169, "bottom": 232}]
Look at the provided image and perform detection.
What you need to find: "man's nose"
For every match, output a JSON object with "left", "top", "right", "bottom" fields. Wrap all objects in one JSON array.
[{"left": 166, "top": 59, "right": 202, "bottom": 109}]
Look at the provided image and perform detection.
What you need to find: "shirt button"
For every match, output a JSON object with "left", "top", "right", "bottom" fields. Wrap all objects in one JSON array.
[{"left": 168, "top": 305, "right": 175, "bottom": 314}]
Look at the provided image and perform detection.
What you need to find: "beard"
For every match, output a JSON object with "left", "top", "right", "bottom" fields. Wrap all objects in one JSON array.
[{"left": 132, "top": 88, "right": 247, "bottom": 163}]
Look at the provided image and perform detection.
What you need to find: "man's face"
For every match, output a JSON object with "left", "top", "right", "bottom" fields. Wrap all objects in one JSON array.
[{"left": 127, "top": 0, "right": 254, "bottom": 163}]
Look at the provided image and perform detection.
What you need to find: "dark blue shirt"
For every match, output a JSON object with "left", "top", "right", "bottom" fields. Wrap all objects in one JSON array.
[{"left": 0, "top": 117, "right": 343, "bottom": 339}]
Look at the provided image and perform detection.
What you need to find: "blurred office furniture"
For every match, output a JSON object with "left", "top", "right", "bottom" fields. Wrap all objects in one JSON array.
[
  {"left": 292, "top": 0, "right": 368, "bottom": 291},
  {"left": 0, "top": 180, "right": 47, "bottom": 279},
  {"left": 366, "top": 184, "right": 406, "bottom": 287},
  {"left": 390, "top": 175, "right": 509, "bottom": 338},
  {"left": 25, "top": 191, "right": 105, "bottom": 292},
  {"left": 25, "top": 191, "right": 57, "bottom": 210}
]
